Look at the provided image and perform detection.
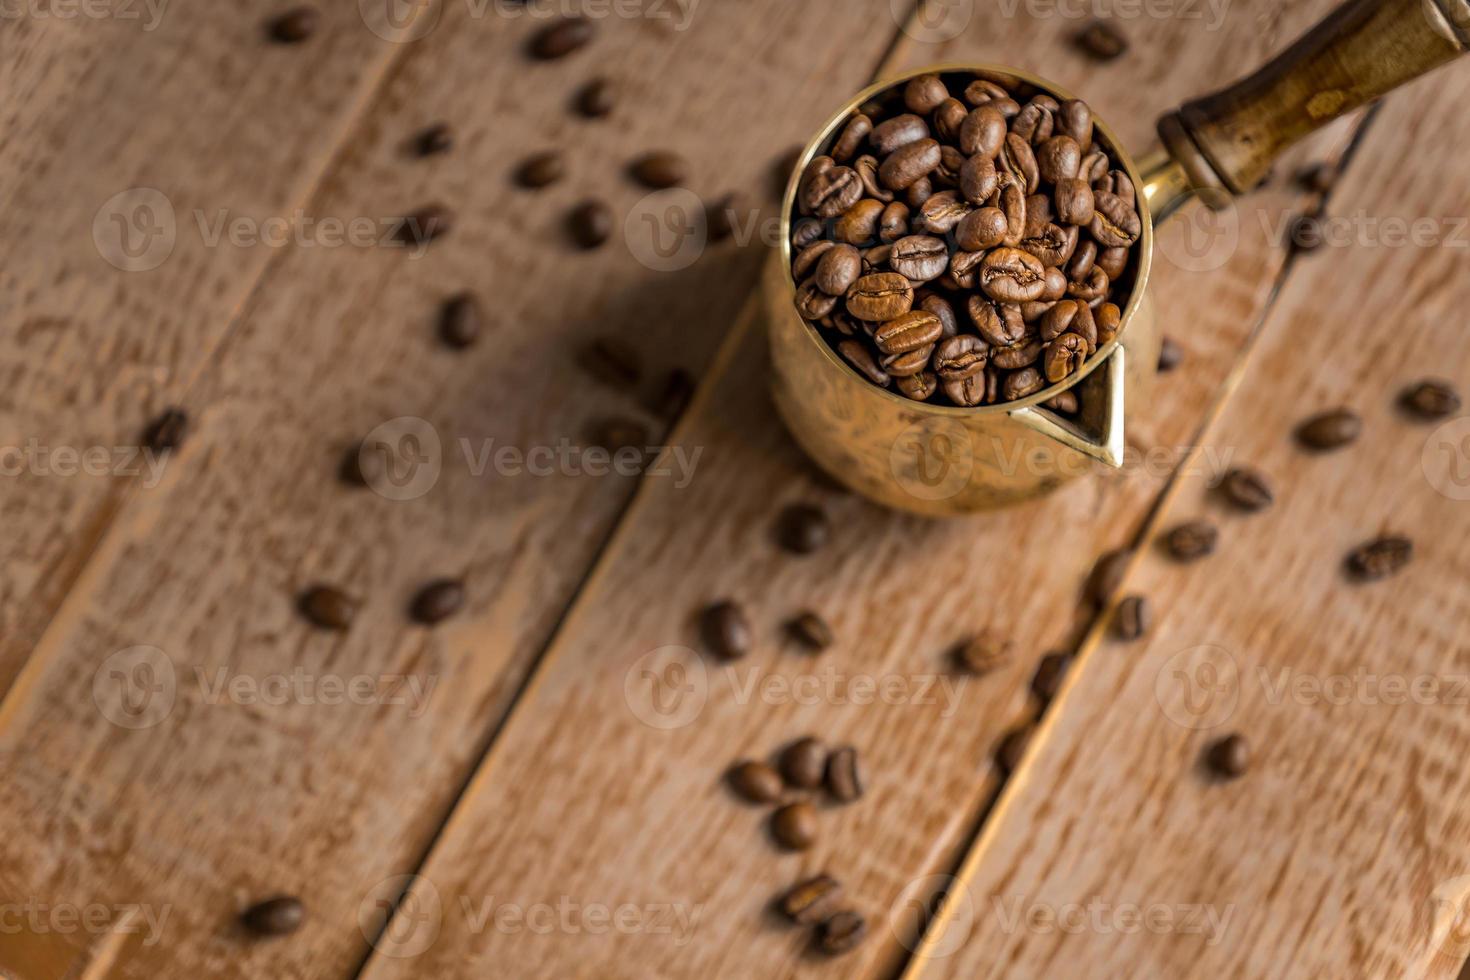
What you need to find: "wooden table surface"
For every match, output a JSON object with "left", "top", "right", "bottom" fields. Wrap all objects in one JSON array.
[{"left": 4, "top": 1, "right": 1469, "bottom": 978}]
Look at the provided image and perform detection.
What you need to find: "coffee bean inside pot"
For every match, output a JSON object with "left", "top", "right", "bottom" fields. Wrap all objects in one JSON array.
[
  {"left": 701, "top": 601, "right": 751, "bottom": 660},
  {"left": 242, "top": 896, "right": 304, "bottom": 936}
]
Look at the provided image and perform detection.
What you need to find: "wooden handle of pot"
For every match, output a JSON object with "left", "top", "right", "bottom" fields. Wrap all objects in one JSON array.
[{"left": 1157, "top": 0, "right": 1470, "bottom": 199}]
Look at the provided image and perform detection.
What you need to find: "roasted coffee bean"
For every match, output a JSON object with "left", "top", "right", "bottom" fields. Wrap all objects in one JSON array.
[
  {"left": 874, "top": 311, "right": 943, "bottom": 355},
  {"left": 904, "top": 73, "right": 950, "bottom": 114},
  {"left": 838, "top": 340, "right": 890, "bottom": 386},
  {"left": 959, "top": 153, "right": 999, "bottom": 205},
  {"left": 1055, "top": 177, "right": 1095, "bottom": 226},
  {"left": 831, "top": 114, "right": 873, "bottom": 163},
  {"left": 654, "top": 368, "right": 694, "bottom": 422},
  {"left": 788, "top": 611, "right": 834, "bottom": 651},
  {"left": 1090, "top": 191, "right": 1141, "bottom": 247},
  {"left": 802, "top": 166, "right": 863, "bottom": 219},
  {"left": 943, "top": 372, "right": 987, "bottom": 406},
  {"left": 631, "top": 151, "right": 688, "bottom": 189},
  {"left": 906, "top": 176, "right": 934, "bottom": 209},
  {"left": 1400, "top": 379, "right": 1461, "bottom": 419},
  {"left": 1295, "top": 409, "right": 1361, "bottom": 450},
  {"left": 890, "top": 235, "right": 950, "bottom": 281},
  {"left": 143, "top": 408, "right": 188, "bottom": 452},
  {"left": 854, "top": 155, "right": 894, "bottom": 202},
  {"left": 882, "top": 346, "right": 933, "bottom": 378},
  {"left": 728, "top": 760, "right": 783, "bottom": 803},
  {"left": 963, "top": 78, "right": 1007, "bottom": 106},
  {"left": 777, "top": 504, "right": 829, "bottom": 554},
  {"left": 1157, "top": 335, "right": 1182, "bottom": 372},
  {"left": 969, "top": 297, "right": 1025, "bottom": 348},
  {"left": 998, "top": 182, "right": 1027, "bottom": 246},
  {"left": 530, "top": 17, "right": 594, "bottom": 58},
  {"left": 1288, "top": 213, "right": 1323, "bottom": 253},
  {"left": 1096, "top": 246, "right": 1129, "bottom": 280},
  {"left": 1041, "top": 299, "right": 1094, "bottom": 346},
  {"left": 1207, "top": 734, "right": 1249, "bottom": 779},
  {"left": 701, "top": 601, "right": 751, "bottom": 659},
  {"left": 1112, "top": 594, "right": 1150, "bottom": 640},
  {"left": 879, "top": 201, "right": 911, "bottom": 242},
  {"left": 568, "top": 200, "right": 612, "bottom": 248},
  {"left": 781, "top": 875, "right": 844, "bottom": 925},
  {"left": 814, "top": 244, "right": 862, "bottom": 296},
  {"left": 936, "top": 144, "right": 967, "bottom": 188},
  {"left": 861, "top": 244, "right": 892, "bottom": 272},
  {"left": 847, "top": 273, "right": 914, "bottom": 321},
  {"left": 991, "top": 335, "right": 1042, "bottom": 371},
  {"left": 1023, "top": 193, "right": 1052, "bottom": 241},
  {"left": 917, "top": 294, "right": 958, "bottom": 336},
  {"left": 960, "top": 105, "right": 1007, "bottom": 159},
  {"left": 1010, "top": 100, "right": 1053, "bottom": 145},
  {"left": 934, "top": 335, "right": 989, "bottom": 382},
  {"left": 949, "top": 248, "right": 986, "bottom": 289},
  {"left": 955, "top": 631, "right": 1011, "bottom": 674},
  {"left": 411, "top": 579, "right": 465, "bottom": 624},
  {"left": 1003, "top": 366, "right": 1045, "bottom": 400},
  {"left": 1345, "top": 535, "right": 1412, "bottom": 582},
  {"left": 915, "top": 190, "right": 974, "bottom": 234},
  {"left": 1032, "top": 652, "right": 1071, "bottom": 702},
  {"left": 999, "top": 134, "right": 1039, "bottom": 194},
  {"left": 792, "top": 218, "right": 824, "bottom": 250},
  {"left": 299, "top": 586, "right": 355, "bottom": 631},
  {"left": 819, "top": 910, "right": 868, "bottom": 955},
  {"left": 1066, "top": 266, "right": 1108, "bottom": 303},
  {"left": 995, "top": 728, "right": 1031, "bottom": 775},
  {"left": 1076, "top": 20, "right": 1127, "bottom": 60},
  {"left": 1221, "top": 467, "right": 1273, "bottom": 512},
  {"left": 834, "top": 199, "right": 885, "bottom": 245},
  {"left": 415, "top": 122, "right": 453, "bottom": 157},
  {"left": 439, "top": 293, "right": 482, "bottom": 349},
  {"left": 1036, "top": 135, "right": 1081, "bottom": 184},
  {"left": 1095, "top": 303, "right": 1122, "bottom": 345},
  {"left": 980, "top": 247, "right": 1047, "bottom": 303},
  {"left": 1022, "top": 223, "right": 1076, "bottom": 269},
  {"left": 1043, "top": 332, "right": 1088, "bottom": 382},
  {"left": 1043, "top": 390, "right": 1078, "bottom": 413},
  {"left": 793, "top": 240, "right": 837, "bottom": 280},
  {"left": 896, "top": 370, "right": 938, "bottom": 401},
  {"left": 933, "top": 98, "right": 969, "bottom": 144},
  {"left": 795, "top": 279, "right": 839, "bottom": 320},
  {"left": 1165, "top": 521, "right": 1217, "bottom": 561},
  {"left": 1066, "top": 239, "right": 1097, "bottom": 281},
  {"left": 268, "top": 7, "right": 318, "bottom": 43},
  {"left": 881, "top": 138, "right": 943, "bottom": 191},
  {"left": 242, "top": 896, "right": 304, "bottom": 936},
  {"left": 823, "top": 745, "right": 864, "bottom": 803},
  {"left": 398, "top": 204, "right": 453, "bottom": 246},
  {"left": 576, "top": 77, "right": 615, "bottom": 117},
  {"left": 771, "top": 801, "right": 818, "bottom": 850},
  {"left": 1058, "top": 100, "right": 1093, "bottom": 148},
  {"left": 871, "top": 114, "right": 930, "bottom": 154},
  {"left": 1087, "top": 548, "right": 1131, "bottom": 606},
  {"left": 1080, "top": 148, "right": 1109, "bottom": 185},
  {"left": 339, "top": 441, "right": 380, "bottom": 488},
  {"left": 956, "top": 207, "right": 1007, "bottom": 251}
]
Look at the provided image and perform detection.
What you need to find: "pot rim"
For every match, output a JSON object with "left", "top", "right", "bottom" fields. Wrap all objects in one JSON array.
[{"left": 779, "top": 62, "right": 1155, "bottom": 418}]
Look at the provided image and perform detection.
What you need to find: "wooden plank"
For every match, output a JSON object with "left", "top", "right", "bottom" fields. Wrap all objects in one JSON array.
[
  {"left": 0, "top": 2, "right": 414, "bottom": 688},
  {"left": 0, "top": 3, "right": 907, "bottom": 979},
  {"left": 907, "top": 60, "right": 1470, "bottom": 980},
  {"left": 356, "top": 1, "right": 1362, "bottom": 977}
]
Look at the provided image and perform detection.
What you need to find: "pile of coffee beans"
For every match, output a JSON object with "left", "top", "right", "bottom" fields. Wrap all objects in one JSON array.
[
  {"left": 788, "top": 70, "right": 1142, "bottom": 408},
  {"left": 777, "top": 874, "right": 867, "bottom": 956},
  {"left": 727, "top": 736, "right": 865, "bottom": 851}
]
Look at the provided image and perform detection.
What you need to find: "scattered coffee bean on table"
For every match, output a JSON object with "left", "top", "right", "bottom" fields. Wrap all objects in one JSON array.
[
  {"left": 579, "top": 336, "right": 642, "bottom": 390},
  {"left": 1296, "top": 162, "right": 1337, "bottom": 194},
  {"left": 576, "top": 77, "right": 615, "bottom": 118},
  {"left": 653, "top": 368, "right": 695, "bottom": 422},
  {"left": 339, "top": 442, "right": 378, "bottom": 488},
  {"left": 955, "top": 631, "right": 1012, "bottom": 675},
  {"left": 780, "top": 875, "right": 844, "bottom": 925},
  {"left": 397, "top": 204, "right": 453, "bottom": 247},
  {"left": 1112, "top": 595, "right": 1150, "bottom": 640},
  {"left": 1295, "top": 408, "right": 1361, "bottom": 450},
  {"left": 410, "top": 579, "right": 465, "bottom": 625},
  {"left": 439, "top": 293, "right": 482, "bottom": 349},
  {"left": 728, "top": 760, "right": 783, "bottom": 804},
  {"left": 779, "top": 736, "right": 826, "bottom": 789},
  {"left": 1076, "top": 20, "right": 1128, "bottom": 60},
  {"left": 631, "top": 151, "right": 688, "bottom": 189},
  {"left": 1206, "top": 733, "right": 1250, "bottom": 779},
  {"left": 776, "top": 504, "right": 829, "bottom": 554},
  {"left": 1157, "top": 335, "right": 1182, "bottom": 373},
  {"left": 1031, "top": 652, "right": 1071, "bottom": 703},
  {"left": 1399, "top": 379, "right": 1461, "bottom": 420},
  {"left": 1345, "top": 535, "right": 1412, "bottom": 582},
  {"left": 589, "top": 417, "right": 648, "bottom": 453},
  {"left": 770, "top": 801, "right": 817, "bottom": 850},
  {"left": 267, "top": 7, "right": 318, "bottom": 44},
  {"left": 787, "top": 611, "right": 834, "bottom": 652},
  {"left": 516, "top": 151, "right": 564, "bottom": 189},
  {"left": 569, "top": 200, "right": 613, "bottom": 249},
  {"left": 1086, "top": 548, "right": 1132, "bottom": 606},
  {"left": 143, "top": 407, "right": 188, "bottom": 452},
  {"left": 242, "top": 895, "right": 304, "bottom": 936},
  {"left": 996, "top": 727, "right": 1032, "bottom": 776},
  {"left": 1288, "top": 213, "right": 1323, "bottom": 253},
  {"left": 1220, "top": 467, "right": 1273, "bottom": 512},
  {"left": 789, "top": 70, "right": 1141, "bottom": 407},
  {"left": 298, "top": 585, "right": 356, "bottom": 631},
  {"left": 818, "top": 910, "right": 868, "bottom": 955},
  {"left": 825, "top": 746, "right": 864, "bottom": 803},
  {"left": 529, "top": 17, "right": 594, "bottom": 59},
  {"left": 1164, "top": 520, "right": 1217, "bottom": 562},
  {"left": 415, "top": 123, "right": 453, "bottom": 157},
  {"left": 700, "top": 601, "right": 752, "bottom": 660}
]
